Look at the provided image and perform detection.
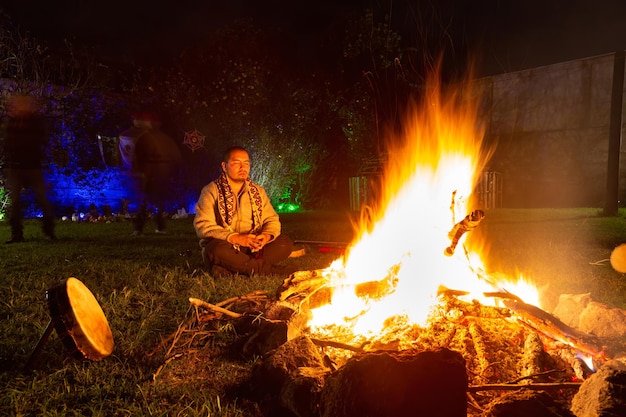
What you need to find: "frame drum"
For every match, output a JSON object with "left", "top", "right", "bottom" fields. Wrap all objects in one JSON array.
[{"left": 46, "top": 277, "right": 114, "bottom": 360}]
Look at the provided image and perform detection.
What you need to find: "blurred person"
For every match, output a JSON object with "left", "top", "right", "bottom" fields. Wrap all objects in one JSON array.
[
  {"left": 118, "top": 112, "right": 182, "bottom": 235},
  {"left": 194, "top": 146, "right": 294, "bottom": 276},
  {"left": 2, "top": 94, "right": 56, "bottom": 243}
]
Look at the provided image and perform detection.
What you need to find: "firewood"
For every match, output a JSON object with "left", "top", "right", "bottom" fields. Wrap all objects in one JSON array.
[
  {"left": 188, "top": 297, "right": 242, "bottom": 318},
  {"left": 467, "top": 382, "right": 582, "bottom": 392},
  {"left": 282, "top": 269, "right": 325, "bottom": 286},
  {"left": 152, "top": 352, "right": 184, "bottom": 380},
  {"left": 279, "top": 277, "right": 328, "bottom": 301},
  {"left": 553, "top": 347, "right": 590, "bottom": 381},
  {"left": 509, "top": 369, "right": 566, "bottom": 384},
  {"left": 147, "top": 314, "right": 196, "bottom": 357},
  {"left": 468, "top": 321, "right": 491, "bottom": 379},
  {"left": 354, "top": 274, "right": 397, "bottom": 300},
  {"left": 215, "top": 290, "right": 268, "bottom": 307},
  {"left": 310, "top": 337, "right": 365, "bottom": 353},
  {"left": 520, "top": 332, "right": 545, "bottom": 378},
  {"left": 503, "top": 299, "right": 602, "bottom": 359}
]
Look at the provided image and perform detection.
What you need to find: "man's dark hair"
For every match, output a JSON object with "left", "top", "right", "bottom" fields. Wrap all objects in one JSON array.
[{"left": 223, "top": 146, "right": 247, "bottom": 162}]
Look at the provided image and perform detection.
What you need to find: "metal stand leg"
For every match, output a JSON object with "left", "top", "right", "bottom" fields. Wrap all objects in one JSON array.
[{"left": 24, "top": 319, "right": 54, "bottom": 371}]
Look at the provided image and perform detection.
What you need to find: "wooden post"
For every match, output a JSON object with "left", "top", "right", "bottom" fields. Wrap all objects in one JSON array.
[{"left": 604, "top": 50, "right": 625, "bottom": 216}]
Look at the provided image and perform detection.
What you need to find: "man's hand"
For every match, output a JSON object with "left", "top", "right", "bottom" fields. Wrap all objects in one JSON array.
[
  {"left": 229, "top": 233, "right": 271, "bottom": 251},
  {"left": 253, "top": 233, "right": 271, "bottom": 250}
]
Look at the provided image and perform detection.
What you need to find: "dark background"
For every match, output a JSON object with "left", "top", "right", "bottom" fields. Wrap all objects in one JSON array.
[{"left": 3, "top": 0, "right": 626, "bottom": 74}]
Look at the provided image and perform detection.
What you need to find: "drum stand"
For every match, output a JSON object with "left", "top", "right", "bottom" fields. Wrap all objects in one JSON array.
[{"left": 24, "top": 319, "right": 55, "bottom": 371}]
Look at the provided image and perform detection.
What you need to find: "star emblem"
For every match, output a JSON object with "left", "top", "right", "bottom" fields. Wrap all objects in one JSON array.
[{"left": 183, "top": 129, "right": 206, "bottom": 151}]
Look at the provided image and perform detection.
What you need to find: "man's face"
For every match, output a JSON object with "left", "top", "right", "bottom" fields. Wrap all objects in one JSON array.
[{"left": 222, "top": 149, "right": 251, "bottom": 183}]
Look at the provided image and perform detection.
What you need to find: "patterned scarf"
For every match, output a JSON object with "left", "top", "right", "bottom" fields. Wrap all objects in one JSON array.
[{"left": 215, "top": 173, "right": 263, "bottom": 233}]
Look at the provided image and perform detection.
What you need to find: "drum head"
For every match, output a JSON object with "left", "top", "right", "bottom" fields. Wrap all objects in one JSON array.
[{"left": 48, "top": 277, "right": 114, "bottom": 361}]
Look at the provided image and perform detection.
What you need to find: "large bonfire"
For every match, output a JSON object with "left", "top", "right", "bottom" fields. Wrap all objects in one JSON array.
[{"left": 302, "top": 76, "right": 540, "bottom": 347}]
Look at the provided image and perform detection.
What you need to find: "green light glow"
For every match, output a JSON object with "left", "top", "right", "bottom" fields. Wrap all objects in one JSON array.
[{"left": 276, "top": 203, "right": 301, "bottom": 213}]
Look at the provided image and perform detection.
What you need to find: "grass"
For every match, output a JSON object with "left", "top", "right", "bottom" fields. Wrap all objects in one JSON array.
[{"left": 1, "top": 208, "right": 625, "bottom": 416}]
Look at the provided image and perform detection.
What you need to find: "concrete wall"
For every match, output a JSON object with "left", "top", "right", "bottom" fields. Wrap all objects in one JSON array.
[{"left": 475, "top": 53, "right": 625, "bottom": 208}]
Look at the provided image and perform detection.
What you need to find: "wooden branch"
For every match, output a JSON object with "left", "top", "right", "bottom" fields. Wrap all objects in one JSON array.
[
  {"left": 152, "top": 352, "right": 184, "bottom": 380},
  {"left": 509, "top": 369, "right": 566, "bottom": 384},
  {"left": 216, "top": 290, "right": 267, "bottom": 307},
  {"left": 189, "top": 297, "right": 242, "bottom": 318},
  {"left": 466, "top": 392, "right": 485, "bottom": 413},
  {"left": 468, "top": 382, "right": 582, "bottom": 393},
  {"left": 147, "top": 314, "right": 196, "bottom": 357},
  {"left": 310, "top": 338, "right": 365, "bottom": 353}
]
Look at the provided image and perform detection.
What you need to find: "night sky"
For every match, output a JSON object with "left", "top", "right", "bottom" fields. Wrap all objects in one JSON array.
[
  {"left": 2, "top": 0, "right": 626, "bottom": 74},
  {"left": 1, "top": 0, "right": 365, "bottom": 66}
]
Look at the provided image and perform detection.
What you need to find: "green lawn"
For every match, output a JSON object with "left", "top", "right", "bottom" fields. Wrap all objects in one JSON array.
[{"left": 0, "top": 208, "right": 625, "bottom": 416}]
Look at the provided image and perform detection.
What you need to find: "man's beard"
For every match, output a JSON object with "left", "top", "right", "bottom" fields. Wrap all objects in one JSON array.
[{"left": 230, "top": 172, "right": 247, "bottom": 182}]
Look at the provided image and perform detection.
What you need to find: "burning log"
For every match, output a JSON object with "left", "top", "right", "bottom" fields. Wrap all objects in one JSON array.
[
  {"left": 279, "top": 270, "right": 331, "bottom": 308},
  {"left": 278, "top": 269, "right": 398, "bottom": 309},
  {"left": 553, "top": 348, "right": 593, "bottom": 381},
  {"left": 502, "top": 298, "right": 604, "bottom": 361},
  {"left": 444, "top": 209, "right": 485, "bottom": 256},
  {"left": 468, "top": 321, "right": 492, "bottom": 378},
  {"left": 520, "top": 332, "right": 548, "bottom": 380},
  {"left": 353, "top": 272, "right": 398, "bottom": 300}
]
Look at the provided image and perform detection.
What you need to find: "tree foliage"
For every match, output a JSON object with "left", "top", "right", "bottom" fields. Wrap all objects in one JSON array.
[{"left": 0, "top": 4, "right": 456, "bottom": 213}]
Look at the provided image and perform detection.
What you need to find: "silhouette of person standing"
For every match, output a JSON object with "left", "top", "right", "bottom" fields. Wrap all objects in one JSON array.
[
  {"left": 2, "top": 94, "right": 56, "bottom": 243},
  {"left": 119, "top": 112, "right": 182, "bottom": 235}
]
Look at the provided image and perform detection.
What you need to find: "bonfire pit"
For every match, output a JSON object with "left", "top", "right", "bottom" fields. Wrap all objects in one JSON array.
[
  {"left": 253, "top": 269, "right": 623, "bottom": 417},
  {"left": 155, "top": 77, "right": 626, "bottom": 417},
  {"left": 151, "top": 275, "right": 626, "bottom": 417}
]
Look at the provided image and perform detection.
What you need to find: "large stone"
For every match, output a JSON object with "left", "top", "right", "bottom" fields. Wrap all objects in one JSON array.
[
  {"left": 571, "top": 358, "right": 626, "bottom": 417},
  {"left": 319, "top": 348, "right": 467, "bottom": 417},
  {"left": 552, "top": 294, "right": 626, "bottom": 338},
  {"left": 552, "top": 293, "right": 592, "bottom": 329},
  {"left": 246, "top": 335, "right": 330, "bottom": 417},
  {"left": 578, "top": 302, "right": 626, "bottom": 338},
  {"left": 483, "top": 390, "right": 575, "bottom": 417}
]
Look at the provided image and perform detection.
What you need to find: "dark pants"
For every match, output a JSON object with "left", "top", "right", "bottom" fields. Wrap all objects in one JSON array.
[
  {"left": 6, "top": 168, "right": 55, "bottom": 239},
  {"left": 201, "top": 235, "right": 293, "bottom": 275},
  {"left": 133, "top": 162, "right": 176, "bottom": 233},
  {"left": 133, "top": 201, "right": 165, "bottom": 233}
]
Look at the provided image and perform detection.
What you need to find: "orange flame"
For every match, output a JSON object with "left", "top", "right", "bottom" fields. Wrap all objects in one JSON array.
[{"left": 309, "top": 76, "right": 539, "bottom": 339}]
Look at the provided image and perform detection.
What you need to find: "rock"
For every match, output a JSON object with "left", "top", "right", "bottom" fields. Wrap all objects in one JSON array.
[
  {"left": 483, "top": 389, "right": 576, "bottom": 417},
  {"left": 246, "top": 335, "right": 330, "bottom": 417},
  {"left": 319, "top": 348, "right": 467, "bottom": 417},
  {"left": 483, "top": 389, "right": 575, "bottom": 417},
  {"left": 552, "top": 293, "right": 592, "bottom": 329},
  {"left": 578, "top": 302, "right": 626, "bottom": 338},
  {"left": 552, "top": 294, "right": 626, "bottom": 338},
  {"left": 570, "top": 358, "right": 626, "bottom": 417}
]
